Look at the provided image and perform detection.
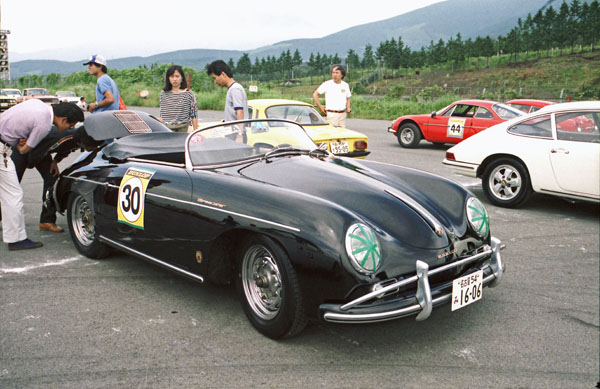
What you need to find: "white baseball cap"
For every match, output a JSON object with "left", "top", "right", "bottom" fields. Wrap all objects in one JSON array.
[{"left": 83, "top": 54, "right": 107, "bottom": 66}]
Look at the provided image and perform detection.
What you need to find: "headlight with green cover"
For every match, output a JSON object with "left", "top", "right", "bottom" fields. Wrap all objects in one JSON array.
[
  {"left": 345, "top": 223, "right": 382, "bottom": 274},
  {"left": 466, "top": 197, "right": 490, "bottom": 238}
]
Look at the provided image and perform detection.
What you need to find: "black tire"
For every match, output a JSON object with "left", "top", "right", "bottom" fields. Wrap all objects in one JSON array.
[
  {"left": 236, "top": 235, "right": 307, "bottom": 339},
  {"left": 482, "top": 158, "right": 532, "bottom": 208},
  {"left": 67, "top": 192, "right": 110, "bottom": 258},
  {"left": 397, "top": 123, "right": 422, "bottom": 148}
]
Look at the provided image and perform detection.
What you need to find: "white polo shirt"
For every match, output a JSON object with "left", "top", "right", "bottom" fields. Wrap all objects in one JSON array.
[{"left": 317, "top": 80, "right": 351, "bottom": 111}]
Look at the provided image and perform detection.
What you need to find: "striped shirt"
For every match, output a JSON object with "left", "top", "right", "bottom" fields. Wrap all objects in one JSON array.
[{"left": 159, "top": 90, "right": 198, "bottom": 124}]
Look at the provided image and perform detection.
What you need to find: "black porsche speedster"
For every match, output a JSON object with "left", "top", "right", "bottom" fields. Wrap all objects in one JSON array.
[{"left": 51, "top": 111, "right": 505, "bottom": 339}]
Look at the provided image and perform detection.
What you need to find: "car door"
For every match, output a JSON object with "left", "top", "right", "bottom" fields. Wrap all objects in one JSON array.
[
  {"left": 99, "top": 161, "right": 199, "bottom": 268},
  {"left": 428, "top": 104, "right": 474, "bottom": 143},
  {"left": 549, "top": 111, "right": 600, "bottom": 196}
]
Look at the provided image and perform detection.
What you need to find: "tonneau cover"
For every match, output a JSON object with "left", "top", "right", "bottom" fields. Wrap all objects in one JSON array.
[{"left": 102, "top": 132, "right": 188, "bottom": 163}]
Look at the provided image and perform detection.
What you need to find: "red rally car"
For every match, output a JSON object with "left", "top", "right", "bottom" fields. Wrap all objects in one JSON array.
[{"left": 388, "top": 99, "right": 523, "bottom": 148}]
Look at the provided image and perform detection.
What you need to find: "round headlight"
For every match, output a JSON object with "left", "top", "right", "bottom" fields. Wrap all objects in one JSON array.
[
  {"left": 345, "top": 223, "right": 382, "bottom": 274},
  {"left": 466, "top": 197, "right": 490, "bottom": 238}
]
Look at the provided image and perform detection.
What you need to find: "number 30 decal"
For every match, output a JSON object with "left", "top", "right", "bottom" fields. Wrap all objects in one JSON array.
[{"left": 117, "top": 167, "right": 155, "bottom": 229}]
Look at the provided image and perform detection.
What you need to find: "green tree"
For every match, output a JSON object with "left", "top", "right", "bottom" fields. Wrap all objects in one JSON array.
[
  {"left": 361, "top": 44, "right": 375, "bottom": 68},
  {"left": 292, "top": 49, "right": 303, "bottom": 67},
  {"left": 236, "top": 53, "right": 252, "bottom": 74},
  {"left": 346, "top": 49, "right": 360, "bottom": 70}
]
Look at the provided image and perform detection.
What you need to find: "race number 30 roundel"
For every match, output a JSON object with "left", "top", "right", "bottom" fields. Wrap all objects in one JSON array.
[{"left": 117, "top": 167, "right": 155, "bottom": 229}]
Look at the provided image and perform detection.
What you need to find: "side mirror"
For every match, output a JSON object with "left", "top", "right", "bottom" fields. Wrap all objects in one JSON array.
[{"left": 431, "top": 111, "right": 437, "bottom": 118}]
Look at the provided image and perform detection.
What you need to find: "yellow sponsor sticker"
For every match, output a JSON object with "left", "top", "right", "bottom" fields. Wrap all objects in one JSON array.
[
  {"left": 117, "top": 167, "right": 155, "bottom": 229},
  {"left": 447, "top": 117, "right": 466, "bottom": 138}
]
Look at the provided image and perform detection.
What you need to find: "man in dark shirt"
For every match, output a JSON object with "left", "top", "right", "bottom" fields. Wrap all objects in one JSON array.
[{"left": 11, "top": 126, "right": 100, "bottom": 232}]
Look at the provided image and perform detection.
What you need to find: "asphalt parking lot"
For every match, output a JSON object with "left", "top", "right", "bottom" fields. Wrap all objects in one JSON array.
[{"left": 1, "top": 108, "right": 598, "bottom": 388}]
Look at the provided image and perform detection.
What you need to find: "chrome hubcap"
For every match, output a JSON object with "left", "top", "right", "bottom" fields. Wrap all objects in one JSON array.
[
  {"left": 241, "top": 245, "right": 282, "bottom": 320},
  {"left": 400, "top": 128, "right": 414, "bottom": 144},
  {"left": 71, "top": 196, "right": 95, "bottom": 246}
]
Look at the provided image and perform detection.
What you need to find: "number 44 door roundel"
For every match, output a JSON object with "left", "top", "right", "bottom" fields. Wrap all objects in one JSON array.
[{"left": 117, "top": 167, "right": 155, "bottom": 229}]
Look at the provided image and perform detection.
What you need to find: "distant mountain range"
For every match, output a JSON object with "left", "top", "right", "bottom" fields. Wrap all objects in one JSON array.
[{"left": 10, "top": 0, "right": 560, "bottom": 79}]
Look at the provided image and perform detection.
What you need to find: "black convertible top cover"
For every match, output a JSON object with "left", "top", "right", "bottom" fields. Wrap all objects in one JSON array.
[
  {"left": 103, "top": 132, "right": 188, "bottom": 163},
  {"left": 84, "top": 110, "right": 171, "bottom": 140}
]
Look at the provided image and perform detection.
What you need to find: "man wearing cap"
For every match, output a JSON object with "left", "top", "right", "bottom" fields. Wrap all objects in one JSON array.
[
  {"left": 0, "top": 100, "right": 84, "bottom": 250},
  {"left": 312, "top": 64, "right": 352, "bottom": 128},
  {"left": 84, "top": 54, "right": 120, "bottom": 113}
]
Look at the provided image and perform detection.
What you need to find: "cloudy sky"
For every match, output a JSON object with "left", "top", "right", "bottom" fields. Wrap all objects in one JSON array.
[{"left": 1, "top": 0, "right": 445, "bottom": 61}]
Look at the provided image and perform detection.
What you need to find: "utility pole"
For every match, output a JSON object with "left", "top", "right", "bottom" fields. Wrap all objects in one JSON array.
[{"left": 0, "top": 3, "right": 11, "bottom": 81}]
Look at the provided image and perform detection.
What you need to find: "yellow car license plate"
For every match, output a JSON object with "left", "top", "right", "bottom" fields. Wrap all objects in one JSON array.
[
  {"left": 451, "top": 270, "right": 483, "bottom": 311},
  {"left": 330, "top": 141, "right": 349, "bottom": 154}
]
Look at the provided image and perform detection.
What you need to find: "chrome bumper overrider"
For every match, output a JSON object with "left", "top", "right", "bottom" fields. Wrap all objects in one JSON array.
[{"left": 321, "top": 237, "right": 504, "bottom": 324}]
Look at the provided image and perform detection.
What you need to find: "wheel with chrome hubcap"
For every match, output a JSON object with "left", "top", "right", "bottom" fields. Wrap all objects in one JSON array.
[
  {"left": 397, "top": 123, "right": 422, "bottom": 148},
  {"left": 67, "top": 193, "right": 110, "bottom": 258},
  {"left": 482, "top": 158, "right": 532, "bottom": 208},
  {"left": 236, "top": 235, "right": 306, "bottom": 338}
]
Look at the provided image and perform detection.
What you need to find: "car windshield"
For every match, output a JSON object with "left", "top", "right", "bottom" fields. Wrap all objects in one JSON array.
[
  {"left": 264, "top": 104, "right": 328, "bottom": 125},
  {"left": 25, "top": 88, "right": 50, "bottom": 95},
  {"left": 1, "top": 89, "right": 21, "bottom": 96},
  {"left": 492, "top": 103, "right": 523, "bottom": 120},
  {"left": 187, "top": 119, "right": 318, "bottom": 167},
  {"left": 56, "top": 91, "right": 76, "bottom": 97}
]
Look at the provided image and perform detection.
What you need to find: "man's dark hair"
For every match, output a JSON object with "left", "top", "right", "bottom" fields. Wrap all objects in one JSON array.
[
  {"left": 97, "top": 64, "right": 108, "bottom": 73},
  {"left": 52, "top": 102, "right": 85, "bottom": 124},
  {"left": 206, "top": 60, "right": 233, "bottom": 78},
  {"left": 332, "top": 64, "right": 346, "bottom": 79},
  {"left": 164, "top": 65, "right": 188, "bottom": 91}
]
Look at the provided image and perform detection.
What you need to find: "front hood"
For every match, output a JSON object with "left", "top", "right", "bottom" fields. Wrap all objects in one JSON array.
[
  {"left": 239, "top": 156, "right": 471, "bottom": 250},
  {"left": 304, "top": 124, "right": 366, "bottom": 142}
]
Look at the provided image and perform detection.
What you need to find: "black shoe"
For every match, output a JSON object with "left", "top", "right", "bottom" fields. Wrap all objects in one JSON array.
[{"left": 8, "top": 238, "right": 43, "bottom": 251}]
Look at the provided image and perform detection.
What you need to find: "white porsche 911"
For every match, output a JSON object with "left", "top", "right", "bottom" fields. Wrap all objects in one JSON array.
[{"left": 443, "top": 101, "right": 600, "bottom": 207}]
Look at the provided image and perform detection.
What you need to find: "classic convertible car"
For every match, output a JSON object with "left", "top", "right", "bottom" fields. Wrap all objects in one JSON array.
[
  {"left": 249, "top": 99, "right": 369, "bottom": 158},
  {"left": 388, "top": 99, "right": 522, "bottom": 148},
  {"left": 51, "top": 111, "right": 504, "bottom": 338}
]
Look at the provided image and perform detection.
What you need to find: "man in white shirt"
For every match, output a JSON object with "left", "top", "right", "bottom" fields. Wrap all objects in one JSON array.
[{"left": 313, "top": 64, "right": 352, "bottom": 128}]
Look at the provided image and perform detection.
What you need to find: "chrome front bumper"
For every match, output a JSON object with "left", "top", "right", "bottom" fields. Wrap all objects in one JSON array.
[{"left": 321, "top": 237, "right": 504, "bottom": 324}]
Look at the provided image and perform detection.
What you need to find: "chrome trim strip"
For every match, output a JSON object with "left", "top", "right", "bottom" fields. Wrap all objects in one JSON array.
[
  {"left": 385, "top": 189, "right": 444, "bottom": 236},
  {"left": 148, "top": 192, "right": 300, "bottom": 232},
  {"left": 62, "top": 176, "right": 300, "bottom": 232},
  {"left": 99, "top": 235, "right": 204, "bottom": 282}
]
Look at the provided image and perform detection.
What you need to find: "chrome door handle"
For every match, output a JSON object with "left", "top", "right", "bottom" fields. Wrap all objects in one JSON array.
[{"left": 551, "top": 148, "right": 570, "bottom": 154}]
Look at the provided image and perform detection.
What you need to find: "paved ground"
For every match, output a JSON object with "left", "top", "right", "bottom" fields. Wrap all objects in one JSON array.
[{"left": 1, "top": 109, "right": 598, "bottom": 388}]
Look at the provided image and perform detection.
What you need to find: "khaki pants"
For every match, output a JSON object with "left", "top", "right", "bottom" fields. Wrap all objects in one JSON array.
[
  {"left": 326, "top": 111, "right": 347, "bottom": 128},
  {"left": 166, "top": 122, "right": 191, "bottom": 133}
]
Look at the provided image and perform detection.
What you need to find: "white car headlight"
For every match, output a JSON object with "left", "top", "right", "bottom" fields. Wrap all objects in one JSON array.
[
  {"left": 345, "top": 223, "right": 381, "bottom": 274},
  {"left": 466, "top": 197, "right": 490, "bottom": 238}
]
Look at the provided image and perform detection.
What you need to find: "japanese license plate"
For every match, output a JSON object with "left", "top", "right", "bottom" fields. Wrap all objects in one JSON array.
[
  {"left": 330, "top": 141, "right": 349, "bottom": 154},
  {"left": 451, "top": 270, "right": 483, "bottom": 311}
]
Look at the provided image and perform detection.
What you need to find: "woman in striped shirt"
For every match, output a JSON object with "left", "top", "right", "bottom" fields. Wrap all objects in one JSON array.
[{"left": 159, "top": 65, "right": 199, "bottom": 132}]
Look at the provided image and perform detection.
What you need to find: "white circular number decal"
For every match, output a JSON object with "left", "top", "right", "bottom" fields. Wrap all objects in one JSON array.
[{"left": 119, "top": 177, "right": 143, "bottom": 223}]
